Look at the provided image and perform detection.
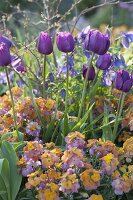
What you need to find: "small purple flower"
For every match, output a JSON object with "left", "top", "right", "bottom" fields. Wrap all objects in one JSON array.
[
  {"left": 78, "top": 26, "right": 90, "bottom": 42},
  {"left": 0, "top": 42, "right": 11, "bottom": 66},
  {"left": 56, "top": 32, "right": 74, "bottom": 53},
  {"left": 0, "top": 35, "right": 13, "bottom": 49},
  {"left": 102, "top": 69, "right": 116, "bottom": 87},
  {"left": 121, "top": 32, "right": 133, "bottom": 48},
  {"left": 83, "top": 64, "right": 95, "bottom": 81},
  {"left": 37, "top": 32, "right": 53, "bottom": 55},
  {"left": 115, "top": 70, "right": 132, "bottom": 92},
  {"left": 96, "top": 53, "right": 112, "bottom": 70},
  {"left": 84, "top": 29, "right": 110, "bottom": 55},
  {"left": 26, "top": 121, "right": 41, "bottom": 137},
  {"left": 48, "top": 72, "right": 54, "bottom": 82},
  {"left": 11, "top": 56, "right": 26, "bottom": 72},
  {"left": 112, "top": 55, "right": 127, "bottom": 68}
]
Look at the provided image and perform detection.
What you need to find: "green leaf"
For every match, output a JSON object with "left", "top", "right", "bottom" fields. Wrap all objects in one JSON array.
[
  {"left": 72, "top": 103, "right": 95, "bottom": 132},
  {"left": 1, "top": 141, "right": 22, "bottom": 200},
  {"left": 0, "top": 159, "right": 9, "bottom": 200},
  {"left": 102, "top": 103, "right": 113, "bottom": 141},
  {"left": 83, "top": 113, "right": 104, "bottom": 133},
  {"left": 45, "top": 119, "right": 56, "bottom": 142}
]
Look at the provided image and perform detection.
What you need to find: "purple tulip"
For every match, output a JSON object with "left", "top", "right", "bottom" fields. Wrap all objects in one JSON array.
[
  {"left": 84, "top": 30, "right": 110, "bottom": 55},
  {"left": 115, "top": 70, "right": 132, "bottom": 92},
  {"left": 0, "top": 35, "right": 13, "bottom": 49},
  {"left": 56, "top": 32, "right": 74, "bottom": 53},
  {"left": 96, "top": 53, "right": 112, "bottom": 70},
  {"left": 0, "top": 42, "right": 11, "bottom": 66},
  {"left": 37, "top": 32, "right": 53, "bottom": 55},
  {"left": 83, "top": 64, "right": 95, "bottom": 81}
]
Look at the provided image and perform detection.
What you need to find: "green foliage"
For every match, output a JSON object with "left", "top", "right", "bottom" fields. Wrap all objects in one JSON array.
[{"left": 0, "top": 141, "right": 22, "bottom": 200}]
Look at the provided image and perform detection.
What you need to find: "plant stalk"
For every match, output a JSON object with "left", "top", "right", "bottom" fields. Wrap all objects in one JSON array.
[
  {"left": 5, "top": 67, "right": 20, "bottom": 141},
  {"left": 43, "top": 55, "right": 47, "bottom": 97},
  {"left": 63, "top": 53, "right": 69, "bottom": 142},
  {"left": 78, "top": 53, "right": 94, "bottom": 121},
  {"left": 112, "top": 92, "right": 126, "bottom": 141}
]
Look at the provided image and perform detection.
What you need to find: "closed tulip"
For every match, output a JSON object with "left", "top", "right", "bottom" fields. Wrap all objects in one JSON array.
[
  {"left": 84, "top": 30, "right": 110, "bottom": 55},
  {"left": 83, "top": 64, "right": 95, "bottom": 81},
  {"left": 115, "top": 70, "right": 132, "bottom": 92},
  {"left": 96, "top": 53, "right": 112, "bottom": 70},
  {"left": 56, "top": 32, "right": 74, "bottom": 53},
  {"left": 0, "top": 42, "right": 11, "bottom": 66},
  {"left": 37, "top": 32, "right": 53, "bottom": 55}
]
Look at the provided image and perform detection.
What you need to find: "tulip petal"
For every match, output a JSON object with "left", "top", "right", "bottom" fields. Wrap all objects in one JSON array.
[{"left": 122, "top": 80, "right": 132, "bottom": 92}]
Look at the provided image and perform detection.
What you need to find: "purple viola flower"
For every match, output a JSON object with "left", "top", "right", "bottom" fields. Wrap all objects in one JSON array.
[
  {"left": 84, "top": 29, "right": 110, "bottom": 55},
  {"left": 48, "top": 72, "right": 54, "bottom": 82},
  {"left": 112, "top": 55, "right": 127, "bottom": 68},
  {"left": 83, "top": 64, "right": 95, "bottom": 81},
  {"left": 11, "top": 56, "right": 26, "bottom": 72},
  {"left": 115, "top": 70, "right": 132, "bottom": 92},
  {"left": 26, "top": 121, "right": 41, "bottom": 137},
  {"left": 60, "top": 88, "right": 66, "bottom": 99},
  {"left": 78, "top": 26, "right": 90, "bottom": 42},
  {"left": 96, "top": 53, "right": 112, "bottom": 70},
  {"left": 102, "top": 69, "right": 116, "bottom": 87},
  {"left": 57, "top": 54, "right": 77, "bottom": 77},
  {"left": 56, "top": 32, "right": 74, "bottom": 53},
  {"left": 0, "top": 35, "right": 13, "bottom": 49},
  {"left": 121, "top": 32, "right": 133, "bottom": 48},
  {"left": 0, "top": 42, "right": 11, "bottom": 66},
  {"left": 37, "top": 32, "right": 53, "bottom": 55}
]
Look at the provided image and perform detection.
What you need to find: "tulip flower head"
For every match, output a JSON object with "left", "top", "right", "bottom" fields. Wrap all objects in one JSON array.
[
  {"left": 56, "top": 32, "right": 74, "bottom": 53},
  {"left": 84, "top": 30, "right": 110, "bottom": 55},
  {"left": 83, "top": 64, "right": 95, "bottom": 81},
  {"left": 37, "top": 32, "right": 53, "bottom": 55},
  {"left": 115, "top": 70, "right": 132, "bottom": 92},
  {"left": 0, "top": 42, "right": 11, "bottom": 66},
  {"left": 96, "top": 53, "right": 112, "bottom": 70}
]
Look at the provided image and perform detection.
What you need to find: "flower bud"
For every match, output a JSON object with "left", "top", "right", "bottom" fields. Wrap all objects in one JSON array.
[
  {"left": 83, "top": 64, "right": 95, "bottom": 81},
  {"left": 0, "top": 35, "right": 13, "bottom": 49},
  {"left": 56, "top": 32, "right": 74, "bottom": 53},
  {"left": 84, "top": 30, "right": 110, "bottom": 55},
  {"left": 37, "top": 32, "right": 53, "bottom": 55},
  {"left": 0, "top": 42, "right": 11, "bottom": 66},
  {"left": 96, "top": 53, "right": 112, "bottom": 70},
  {"left": 115, "top": 70, "right": 132, "bottom": 92}
]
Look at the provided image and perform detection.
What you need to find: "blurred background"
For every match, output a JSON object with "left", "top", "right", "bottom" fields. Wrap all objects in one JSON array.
[{"left": 0, "top": 0, "right": 133, "bottom": 40}]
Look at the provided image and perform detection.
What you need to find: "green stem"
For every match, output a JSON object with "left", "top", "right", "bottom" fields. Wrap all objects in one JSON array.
[
  {"left": 78, "top": 53, "right": 94, "bottom": 121},
  {"left": 112, "top": 92, "right": 126, "bottom": 141},
  {"left": 43, "top": 55, "right": 47, "bottom": 98},
  {"left": 5, "top": 67, "right": 20, "bottom": 141},
  {"left": 62, "top": 53, "right": 69, "bottom": 143}
]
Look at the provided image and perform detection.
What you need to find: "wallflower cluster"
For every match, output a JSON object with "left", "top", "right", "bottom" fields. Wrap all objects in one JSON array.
[
  {"left": 17, "top": 132, "right": 133, "bottom": 200},
  {"left": 0, "top": 86, "right": 55, "bottom": 140}
]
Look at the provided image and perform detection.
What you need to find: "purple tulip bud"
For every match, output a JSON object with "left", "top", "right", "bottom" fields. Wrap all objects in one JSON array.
[
  {"left": 37, "top": 32, "right": 53, "bottom": 55},
  {"left": 96, "top": 53, "right": 112, "bottom": 70},
  {"left": 0, "top": 42, "right": 11, "bottom": 66},
  {"left": 83, "top": 64, "right": 95, "bottom": 81},
  {"left": 115, "top": 70, "right": 132, "bottom": 92},
  {"left": 0, "top": 35, "right": 13, "bottom": 49},
  {"left": 84, "top": 30, "right": 110, "bottom": 55},
  {"left": 11, "top": 56, "right": 26, "bottom": 73},
  {"left": 56, "top": 32, "right": 74, "bottom": 53}
]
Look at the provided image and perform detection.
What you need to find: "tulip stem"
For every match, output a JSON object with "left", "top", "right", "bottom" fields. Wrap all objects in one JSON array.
[
  {"left": 5, "top": 67, "right": 20, "bottom": 141},
  {"left": 112, "top": 92, "right": 126, "bottom": 141},
  {"left": 78, "top": 53, "right": 94, "bottom": 121},
  {"left": 63, "top": 53, "right": 69, "bottom": 141},
  {"left": 43, "top": 55, "right": 47, "bottom": 98}
]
